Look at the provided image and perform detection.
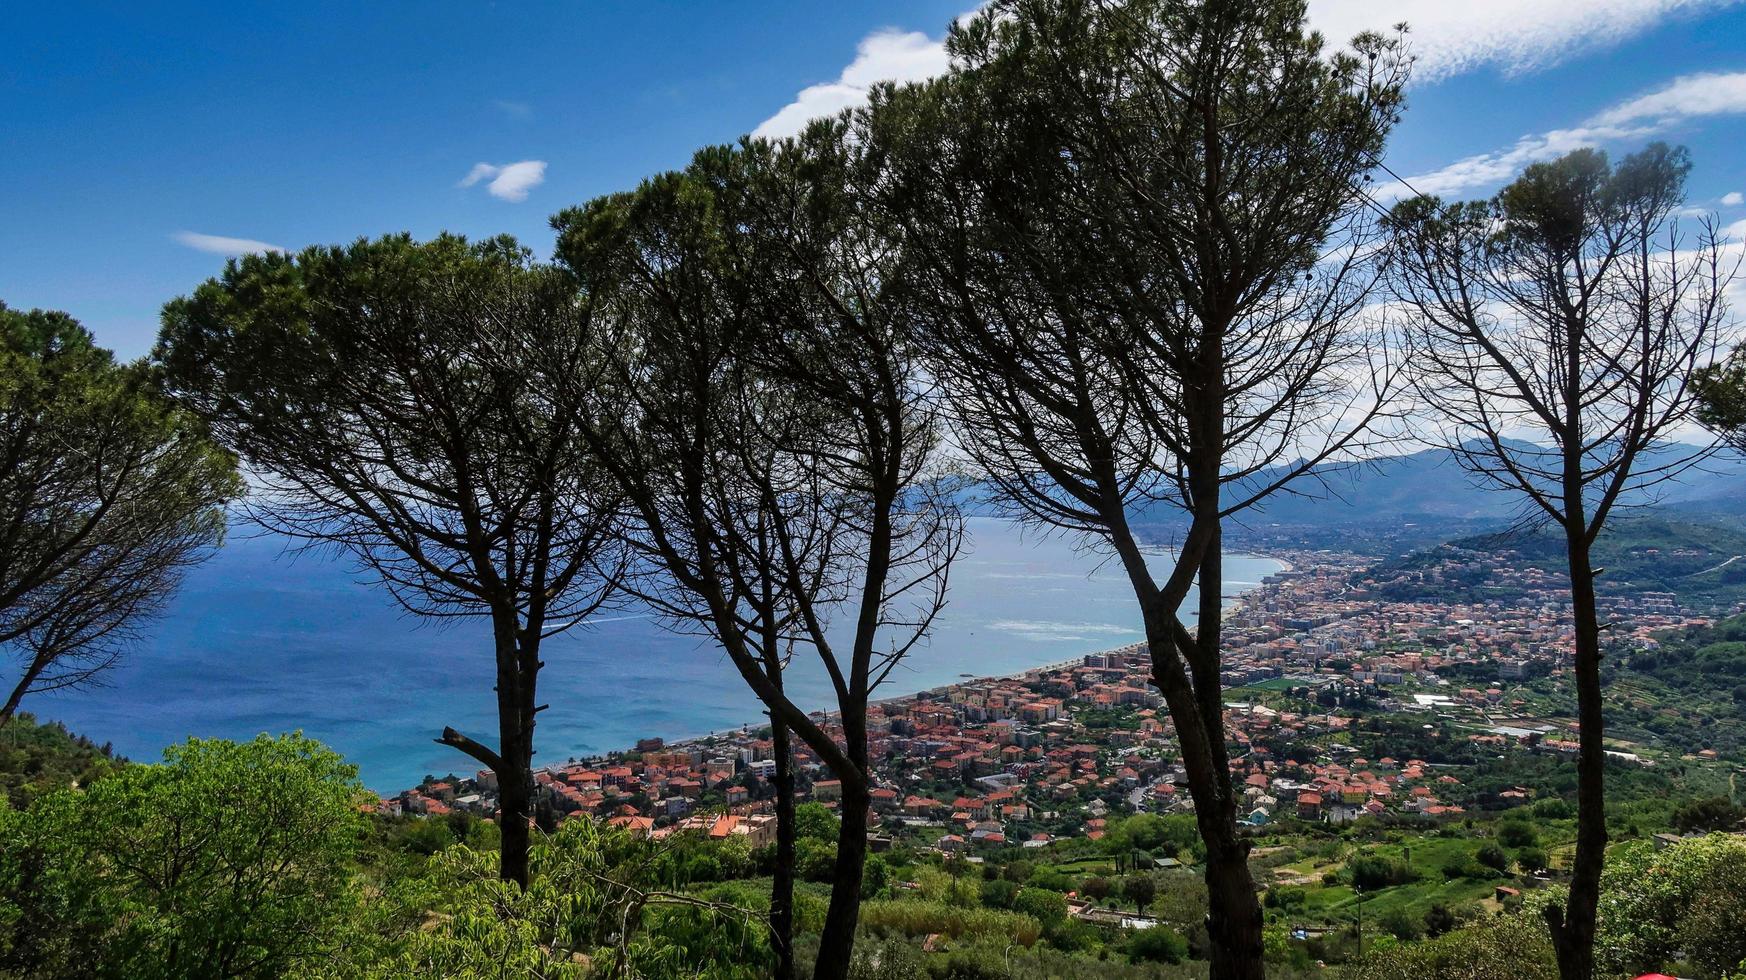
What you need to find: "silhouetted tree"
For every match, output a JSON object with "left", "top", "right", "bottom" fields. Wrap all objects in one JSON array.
[
  {"left": 1, "top": 303, "right": 237, "bottom": 722},
  {"left": 870, "top": 2, "right": 1405, "bottom": 975},
  {"left": 1386, "top": 143, "right": 1735, "bottom": 980},
  {"left": 156, "top": 235, "right": 622, "bottom": 888},
  {"left": 1694, "top": 344, "right": 1746, "bottom": 452},
  {"left": 555, "top": 127, "right": 960, "bottom": 980}
]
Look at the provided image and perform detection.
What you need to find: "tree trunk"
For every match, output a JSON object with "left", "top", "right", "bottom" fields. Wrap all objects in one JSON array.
[
  {"left": 0, "top": 647, "right": 53, "bottom": 725},
  {"left": 1202, "top": 813, "right": 1264, "bottom": 980},
  {"left": 1546, "top": 530, "right": 1606, "bottom": 980},
  {"left": 440, "top": 621, "right": 537, "bottom": 890},
  {"left": 813, "top": 776, "right": 870, "bottom": 980},
  {"left": 770, "top": 718, "right": 797, "bottom": 980}
]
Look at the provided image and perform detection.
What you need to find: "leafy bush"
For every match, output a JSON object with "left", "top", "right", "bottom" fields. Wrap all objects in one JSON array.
[
  {"left": 1475, "top": 843, "right": 1509, "bottom": 872},
  {"left": 1126, "top": 925, "right": 1189, "bottom": 964},
  {"left": 1350, "top": 854, "right": 1417, "bottom": 889},
  {"left": 1496, "top": 820, "right": 1539, "bottom": 848},
  {"left": 1013, "top": 887, "right": 1069, "bottom": 926},
  {"left": 0, "top": 734, "right": 365, "bottom": 980},
  {"left": 981, "top": 877, "right": 1021, "bottom": 910},
  {"left": 1596, "top": 834, "right": 1746, "bottom": 978},
  {"left": 858, "top": 899, "right": 1043, "bottom": 947},
  {"left": 1350, "top": 912, "right": 1557, "bottom": 980}
]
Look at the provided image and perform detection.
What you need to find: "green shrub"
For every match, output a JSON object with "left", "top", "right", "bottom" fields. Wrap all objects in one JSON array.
[
  {"left": 0, "top": 734, "right": 365, "bottom": 980},
  {"left": 1126, "top": 925, "right": 1189, "bottom": 964},
  {"left": 857, "top": 899, "right": 1042, "bottom": 947}
]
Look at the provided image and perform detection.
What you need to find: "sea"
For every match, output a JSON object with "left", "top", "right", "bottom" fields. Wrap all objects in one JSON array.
[{"left": 32, "top": 517, "right": 1283, "bottom": 792}]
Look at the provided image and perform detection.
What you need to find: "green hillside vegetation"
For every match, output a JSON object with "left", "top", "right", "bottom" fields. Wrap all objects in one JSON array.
[
  {"left": 0, "top": 713, "right": 121, "bottom": 809},
  {"left": 1609, "top": 614, "right": 1746, "bottom": 759},
  {"left": 1366, "top": 515, "right": 1746, "bottom": 607},
  {"left": 4, "top": 729, "right": 1743, "bottom": 979}
]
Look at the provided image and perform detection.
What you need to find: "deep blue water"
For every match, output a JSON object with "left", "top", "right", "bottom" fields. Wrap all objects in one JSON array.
[{"left": 33, "top": 517, "right": 1280, "bottom": 792}]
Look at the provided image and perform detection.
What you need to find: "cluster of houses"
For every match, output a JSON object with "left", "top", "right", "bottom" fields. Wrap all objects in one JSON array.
[{"left": 377, "top": 547, "right": 1725, "bottom": 849}]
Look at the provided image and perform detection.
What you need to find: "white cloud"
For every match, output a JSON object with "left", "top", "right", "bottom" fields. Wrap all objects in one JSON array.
[
  {"left": 753, "top": 26, "right": 957, "bottom": 139},
  {"left": 1381, "top": 70, "right": 1746, "bottom": 200},
  {"left": 492, "top": 99, "right": 533, "bottom": 120},
  {"left": 458, "top": 160, "right": 547, "bottom": 202},
  {"left": 752, "top": 2, "right": 1738, "bottom": 139},
  {"left": 1588, "top": 70, "right": 1746, "bottom": 126},
  {"left": 1722, "top": 191, "right": 1744, "bottom": 206},
  {"left": 1310, "top": 0, "right": 1740, "bottom": 82},
  {"left": 173, "top": 231, "right": 287, "bottom": 256}
]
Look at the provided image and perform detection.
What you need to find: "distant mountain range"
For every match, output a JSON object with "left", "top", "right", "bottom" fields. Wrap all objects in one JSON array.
[{"left": 1196, "top": 443, "right": 1746, "bottom": 551}]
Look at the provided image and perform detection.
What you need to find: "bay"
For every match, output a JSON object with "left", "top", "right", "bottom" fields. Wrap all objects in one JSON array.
[{"left": 33, "top": 517, "right": 1282, "bottom": 792}]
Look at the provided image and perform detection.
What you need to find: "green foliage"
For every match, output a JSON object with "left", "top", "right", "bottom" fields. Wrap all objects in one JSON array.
[
  {"left": 1121, "top": 875, "right": 1157, "bottom": 913},
  {"left": 980, "top": 877, "right": 1021, "bottom": 910},
  {"left": 1495, "top": 820, "right": 1539, "bottom": 848},
  {"left": 1080, "top": 875, "right": 1113, "bottom": 902},
  {"left": 797, "top": 837, "right": 838, "bottom": 882},
  {"left": 862, "top": 854, "right": 892, "bottom": 899},
  {"left": 1474, "top": 843, "right": 1509, "bottom": 872},
  {"left": 1694, "top": 342, "right": 1746, "bottom": 450},
  {"left": 0, "top": 302, "right": 239, "bottom": 720},
  {"left": 1515, "top": 846, "right": 1548, "bottom": 873},
  {"left": 341, "top": 817, "right": 770, "bottom": 979},
  {"left": 0, "top": 712, "right": 120, "bottom": 809},
  {"left": 1125, "top": 925, "right": 1188, "bottom": 964},
  {"left": 0, "top": 733, "right": 364, "bottom": 979},
  {"left": 1379, "top": 906, "right": 1423, "bottom": 941},
  {"left": 1350, "top": 854, "right": 1418, "bottom": 889},
  {"left": 1350, "top": 911, "right": 1558, "bottom": 980},
  {"left": 795, "top": 801, "right": 840, "bottom": 842},
  {"left": 1013, "top": 887, "right": 1068, "bottom": 926},
  {"left": 1422, "top": 903, "right": 1457, "bottom": 938},
  {"left": 857, "top": 899, "right": 1042, "bottom": 947},
  {"left": 1596, "top": 834, "right": 1746, "bottom": 978},
  {"left": 1671, "top": 796, "right": 1746, "bottom": 833}
]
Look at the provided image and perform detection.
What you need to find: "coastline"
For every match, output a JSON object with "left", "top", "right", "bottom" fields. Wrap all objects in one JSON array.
[{"left": 543, "top": 549, "right": 1293, "bottom": 771}]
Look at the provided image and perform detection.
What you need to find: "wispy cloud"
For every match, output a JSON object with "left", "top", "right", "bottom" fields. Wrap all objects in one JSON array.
[
  {"left": 492, "top": 99, "right": 533, "bottom": 120},
  {"left": 458, "top": 160, "right": 547, "bottom": 202},
  {"left": 1588, "top": 70, "right": 1746, "bottom": 125},
  {"left": 1381, "top": 71, "right": 1746, "bottom": 200},
  {"left": 751, "top": 1, "right": 1737, "bottom": 140},
  {"left": 173, "top": 231, "right": 287, "bottom": 256},
  {"left": 1311, "top": 0, "right": 1741, "bottom": 82},
  {"left": 1722, "top": 191, "right": 1744, "bottom": 206}
]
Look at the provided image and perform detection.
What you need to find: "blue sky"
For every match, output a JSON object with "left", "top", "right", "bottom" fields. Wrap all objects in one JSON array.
[{"left": 5, "top": 1, "right": 1746, "bottom": 360}]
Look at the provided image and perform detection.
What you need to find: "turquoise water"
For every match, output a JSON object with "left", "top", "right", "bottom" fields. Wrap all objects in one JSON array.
[{"left": 33, "top": 517, "right": 1280, "bottom": 791}]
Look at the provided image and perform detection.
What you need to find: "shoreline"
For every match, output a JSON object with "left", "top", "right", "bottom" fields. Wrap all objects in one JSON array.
[{"left": 541, "top": 550, "right": 1293, "bottom": 772}]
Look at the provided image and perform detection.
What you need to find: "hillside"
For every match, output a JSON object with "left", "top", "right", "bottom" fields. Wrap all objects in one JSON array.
[
  {"left": 1133, "top": 444, "right": 1746, "bottom": 551},
  {"left": 0, "top": 713, "right": 122, "bottom": 809},
  {"left": 1363, "top": 514, "right": 1746, "bottom": 609},
  {"left": 1610, "top": 614, "right": 1746, "bottom": 759}
]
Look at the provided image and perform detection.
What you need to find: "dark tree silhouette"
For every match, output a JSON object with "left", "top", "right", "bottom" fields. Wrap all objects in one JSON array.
[
  {"left": 1386, "top": 143, "right": 1734, "bottom": 980},
  {"left": 155, "top": 235, "right": 623, "bottom": 888},
  {"left": 1, "top": 303, "right": 237, "bottom": 723},
  {"left": 1695, "top": 344, "right": 1746, "bottom": 452},
  {"left": 868, "top": 2, "right": 1405, "bottom": 976},
  {"left": 555, "top": 127, "right": 961, "bottom": 980}
]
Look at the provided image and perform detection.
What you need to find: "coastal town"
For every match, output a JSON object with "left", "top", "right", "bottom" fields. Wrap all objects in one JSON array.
[{"left": 383, "top": 543, "right": 1742, "bottom": 852}]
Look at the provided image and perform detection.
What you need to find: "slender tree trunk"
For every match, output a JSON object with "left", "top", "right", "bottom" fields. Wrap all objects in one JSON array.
[
  {"left": 813, "top": 772, "right": 870, "bottom": 980},
  {"left": 0, "top": 645, "right": 58, "bottom": 725},
  {"left": 770, "top": 718, "right": 797, "bottom": 980},
  {"left": 1545, "top": 529, "right": 1606, "bottom": 980}
]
